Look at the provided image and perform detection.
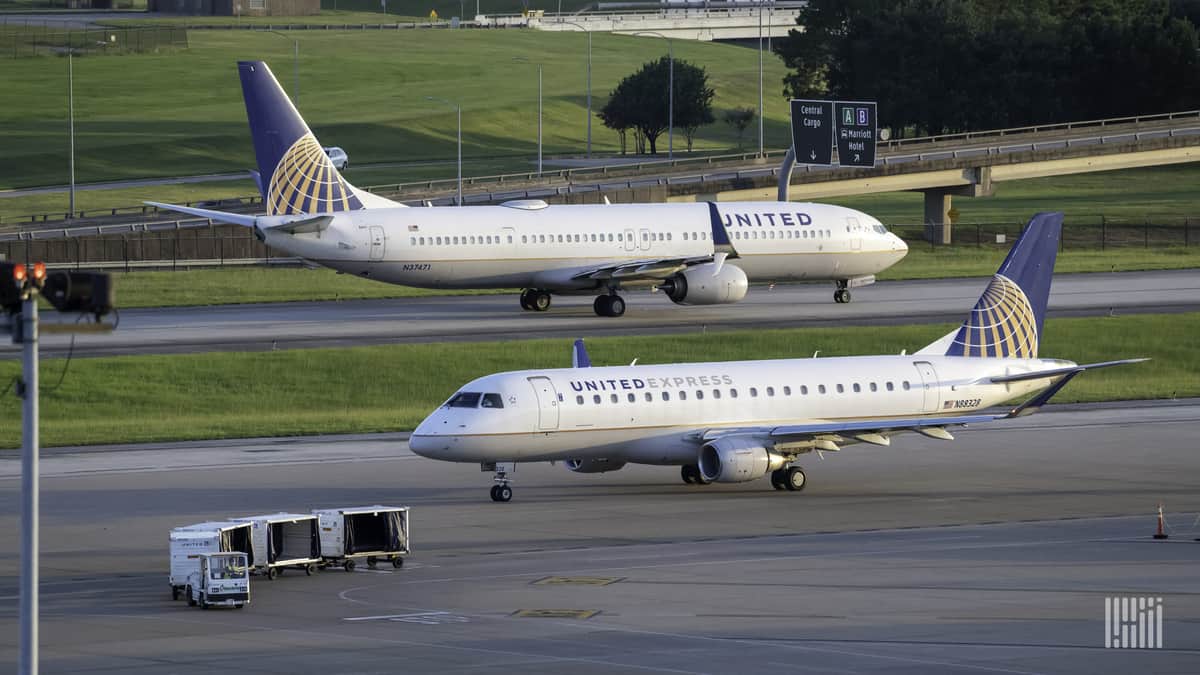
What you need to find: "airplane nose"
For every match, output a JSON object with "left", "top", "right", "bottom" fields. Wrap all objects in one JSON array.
[
  {"left": 408, "top": 432, "right": 436, "bottom": 458},
  {"left": 893, "top": 234, "right": 909, "bottom": 252}
]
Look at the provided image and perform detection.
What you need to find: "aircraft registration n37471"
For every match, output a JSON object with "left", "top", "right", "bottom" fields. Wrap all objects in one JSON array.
[
  {"left": 148, "top": 61, "right": 907, "bottom": 317},
  {"left": 409, "top": 212, "right": 1147, "bottom": 502}
]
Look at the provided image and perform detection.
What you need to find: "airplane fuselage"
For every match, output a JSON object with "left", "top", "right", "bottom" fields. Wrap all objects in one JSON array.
[
  {"left": 409, "top": 354, "right": 1068, "bottom": 465},
  {"left": 262, "top": 201, "right": 908, "bottom": 291}
]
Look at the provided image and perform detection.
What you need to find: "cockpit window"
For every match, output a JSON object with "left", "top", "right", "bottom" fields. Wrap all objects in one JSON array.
[
  {"left": 481, "top": 393, "right": 504, "bottom": 409},
  {"left": 445, "top": 392, "right": 482, "bottom": 408},
  {"left": 873, "top": 224, "right": 888, "bottom": 234}
]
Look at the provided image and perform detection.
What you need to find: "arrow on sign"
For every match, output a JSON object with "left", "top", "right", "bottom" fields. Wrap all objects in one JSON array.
[
  {"left": 854, "top": 154, "right": 861, "bottom": 161},
  {"left": 810, "top": 150, "right": 817, "bottom": 160}
]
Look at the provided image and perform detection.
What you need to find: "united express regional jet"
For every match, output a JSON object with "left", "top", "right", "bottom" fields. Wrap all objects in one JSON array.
[
  {"left": 409, "top": 213, "right": 1146, "bottom": 501},
  {"left": 149, "top": 61, "right": 908, "bottom": 317}
]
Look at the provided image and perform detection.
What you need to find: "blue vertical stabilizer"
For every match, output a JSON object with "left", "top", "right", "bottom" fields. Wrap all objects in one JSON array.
[
  {"left": 237, "top": 61, "right": 362, "bottom": 215},
  {"left": 943, "top": 212, "right": 1063, "bottom": 358}
]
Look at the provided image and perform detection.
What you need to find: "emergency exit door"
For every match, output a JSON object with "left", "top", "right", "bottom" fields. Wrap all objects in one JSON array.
[{"left": 369, "top": 226, "right": 386, "bottom": 261}]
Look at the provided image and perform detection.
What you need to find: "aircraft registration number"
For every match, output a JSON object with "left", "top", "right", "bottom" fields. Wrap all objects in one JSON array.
[
  {"left": 944, "top": 398, "right": 982, "bottom": 409},
  {"left": 402, "top": 264, "right": 432, "bottom": 272}
]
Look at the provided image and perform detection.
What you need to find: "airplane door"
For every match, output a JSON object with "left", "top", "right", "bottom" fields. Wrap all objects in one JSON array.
[
  {"left": 639, "top": 228, "right": 652, "bottom": 251},
  {"left": 913, "top": 361, "right": 940, "bottom": 413},
  {"left": 527, "top": 376, "right": 560, "bottom": 431},
  {"left": 847, "top": 217, "right": 862, "bottom": 251},
  {"left": 369, "top": 226, "right": 386, "bottom": 261},
  {"left": 623, "top": 229, "right": 636, "bottom": 251}
]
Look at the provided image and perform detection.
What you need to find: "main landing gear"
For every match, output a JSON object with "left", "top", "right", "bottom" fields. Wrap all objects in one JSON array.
[
  {"left": 593, "top": 293, "right": 626, "bottom": 317},
  {"left": 680, "top": 464, "right": 711, "bottom": 485},
  {"left": 770, "top": 466, "right": 807, "bottom": 491},
  {"left": 833, "top": 280, "right": 852, "bottom": 304},
  {"left": 485, "top": 462, "right": 515, "bottom": 502},
  {"left": 520, "top": 289, "right": 552, "bottom": 312}
]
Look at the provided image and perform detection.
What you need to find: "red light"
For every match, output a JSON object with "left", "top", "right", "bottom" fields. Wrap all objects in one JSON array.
[
  {"left": 12, "top": 264, "right": 25, "bottom": 282},
  {"left": 32, "top": 262, "right": 46, "bottom": 282}
]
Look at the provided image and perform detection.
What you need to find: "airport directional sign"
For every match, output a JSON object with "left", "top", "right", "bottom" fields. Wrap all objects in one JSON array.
[
  {"left": 834, "top": 101, "right": 877, "bottom": 167},
  {"left": 789, "top": 99, "right": 834, "bottom": 166}
]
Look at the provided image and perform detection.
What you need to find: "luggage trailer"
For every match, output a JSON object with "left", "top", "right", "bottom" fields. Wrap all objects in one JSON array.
[
  {"left": 312, "top": 505, "right": 410, "bottom": 572},
  {"left": 232, "top": 512, "right": 322, "bottom": 580}
]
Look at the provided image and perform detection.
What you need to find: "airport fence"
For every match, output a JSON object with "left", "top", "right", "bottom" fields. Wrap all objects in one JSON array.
[
  {"left": 0, "top": 24, "right": 187, "bottom": 58},
  {"left": 0, "top": 219, "right": 1195, "bottom": 270}
]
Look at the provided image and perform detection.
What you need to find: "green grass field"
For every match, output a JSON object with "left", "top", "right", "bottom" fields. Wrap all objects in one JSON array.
[
  {"left": 0, "top": 313, "right": 1191, "bottom": 448},
  {"left": 1, "top": 29, "right": 796, "bottom": 190},
  {"left": 97, "top": 245, "right": 1200, "bottom": 308}
]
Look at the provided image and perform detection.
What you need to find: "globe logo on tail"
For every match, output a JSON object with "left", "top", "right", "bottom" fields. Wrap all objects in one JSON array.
[
  {"left": 267, "top": 132, "right": 362, "bottom": 215},
  {"left": 948, "top": 274, "right": 1038, "bottom": 358}
]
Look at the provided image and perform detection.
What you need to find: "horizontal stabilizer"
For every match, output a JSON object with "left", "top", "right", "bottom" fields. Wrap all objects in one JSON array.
[
  {"left": 264, "top": 215, "right": 333, "bottom": 236},
  {"left": 145, "top": 201, "right": 256, "bottom": 228},
  {"left": 989, "top": 358, "right": 1150, "bottom": 384}
]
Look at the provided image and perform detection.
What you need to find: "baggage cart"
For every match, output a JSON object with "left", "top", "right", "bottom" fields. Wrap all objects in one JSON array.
[
  {"left": 169, "top": 521, "right": 254, "bottom": 600},
  {"left": 233, "top": 512, "right": 322, "bottom": 579},
  {"left": 312, "top": 505, "right": 410, "bottom": 571}
]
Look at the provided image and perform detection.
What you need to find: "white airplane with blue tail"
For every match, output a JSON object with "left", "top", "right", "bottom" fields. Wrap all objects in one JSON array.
[
  {"left": 409, "top": 212, "right": 1147, "bottom": 501},
  {"left": 148, "top": 60, "right": 907, "bottom": 316}
]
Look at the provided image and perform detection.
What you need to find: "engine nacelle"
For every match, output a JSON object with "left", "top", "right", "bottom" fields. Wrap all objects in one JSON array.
[
  {"left": 698, "top": 436, "right": 788, "bottom": 483},
  {"left": 659, "top": 263, "right": 749, "bottom": 306},
  {"left": 564, "top": 458, "right": 627, "bottom": 474}
]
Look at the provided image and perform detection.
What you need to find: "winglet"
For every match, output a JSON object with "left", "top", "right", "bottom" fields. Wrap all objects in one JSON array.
[
  {"left": 572, "top": 339, "right": 592, "bottom": 368},
  {"left": 706, "top": 203, "right": 739, "bottom": 257}
]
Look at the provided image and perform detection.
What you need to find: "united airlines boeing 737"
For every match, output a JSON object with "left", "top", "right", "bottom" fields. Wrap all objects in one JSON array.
[
  {"left": 148, "top": 60, "right": 907, "bottom": 316},
  {"left": 410, "top": 212, "right": 1146, "bottom": 501}
]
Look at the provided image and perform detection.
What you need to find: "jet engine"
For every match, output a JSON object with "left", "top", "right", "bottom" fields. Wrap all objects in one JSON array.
[
  {"left": 659, "top": 263, "right": 748, "bottom": 305},
  {"left": 698, "top": 436, "right": 788, "bottom": 483},
  {"left": 564, "top": 458, "right": 627, "bottom": 474}
]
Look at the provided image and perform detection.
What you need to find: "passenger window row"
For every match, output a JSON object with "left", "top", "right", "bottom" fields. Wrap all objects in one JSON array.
[
  {"left": 571, "top": 380, "right": 913, "bottom": 406},
  {"left": 732, "top": 229, "right": 832, "bottom": 241},
  {"left": 411, "top": 235, "right": 515, "bottom": 246}
]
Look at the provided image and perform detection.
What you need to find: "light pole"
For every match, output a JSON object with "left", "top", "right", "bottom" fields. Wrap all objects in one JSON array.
[
  {"left": 758, "top": 1, "right": 763, "bottom": 158},
  {"left": 68, "top": 50, "right": 75, "bottom": 218},
  {"left": 512, "top": 57, "right": 543, "bottom": 174},
  {"left": 426, "top": 96, "right": 463, "bottom": 206},
  {"left": 558, "top": 20, "right": 593, "bottom": 158},
  {"left": 632, "top": 31, "right": 673, "bottom": 159},
  {"left": 265, "top": 30, "right": 299, "bottom": 108}
]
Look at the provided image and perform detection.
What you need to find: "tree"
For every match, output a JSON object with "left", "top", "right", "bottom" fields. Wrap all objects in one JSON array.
[
  {"left": 773, "top": 0, "right": 1200, "bottom": 136},
  {"left": 599, "top": 57, "right": 715, "bottom": 155},
  {"left": 723, "top": 107, "right": 756, "bottom": 149}
]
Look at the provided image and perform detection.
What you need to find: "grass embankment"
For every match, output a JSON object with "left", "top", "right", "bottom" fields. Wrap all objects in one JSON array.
[
  {"left": 101, "top": 245, "right": 1200, "bottom": 308},
  {"left": 0, "top": 313, "right": 1193, "bottom": 448},
  {"left": 1, "top": 29, "right": 795, "bottom": 191}
]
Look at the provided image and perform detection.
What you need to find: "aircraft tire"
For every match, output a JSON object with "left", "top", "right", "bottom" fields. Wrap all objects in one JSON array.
[
  {"left": 496, "top": 485, "right": 513, "bottom": 502},
  {"left": 681, "top": 465, "right": 696, "bottom": 484},
  {"left": 519, "top": 290, "right": 533, "bottom": 310},
  {"left": 608, "top": 295, "right": 626, "bottom": 317},
  {"left": 770, "top": 469, "right": 786, "bottom": 490},
  {"left": 531, "top": 291, "right": 552, "bottom": 312},
  {"left": 593, "top": 295, "right": 612, "bottom": 316},
  {"left": 490, "top": 485, "right": 501, "bottom": 501},
  {"left": 784, "top": 467, "right": 807, "bottom": 492}
]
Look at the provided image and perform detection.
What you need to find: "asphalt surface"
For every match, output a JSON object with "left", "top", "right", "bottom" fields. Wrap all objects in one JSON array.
[
  {"left": 0, "top": 400, "right": 1197, "bottom": 673},
  {"left": 7, "top": 269, "right": 1198, "bottom": 359}
]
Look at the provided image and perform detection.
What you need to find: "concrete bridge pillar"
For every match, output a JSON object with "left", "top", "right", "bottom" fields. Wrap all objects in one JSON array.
[{"left": 924, "top": 191, "right": 954, "bottom": 245}]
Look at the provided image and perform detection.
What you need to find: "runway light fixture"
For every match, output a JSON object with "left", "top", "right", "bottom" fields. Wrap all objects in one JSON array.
[
  {"left": 42, "top": 270, "right": 115, "bottom": 317},
  {"left": 30, "top": 262, "right": 46, "bottom": 288},
  {"left": 13, "top": 263, "right": 27, "bottom": 283}
]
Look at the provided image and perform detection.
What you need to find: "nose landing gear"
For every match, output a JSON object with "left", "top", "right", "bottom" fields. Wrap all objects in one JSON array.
[
  {"left": 484, "top": 461, "right": 516, "bottom": 502},
  {"left": 833, "top": 280, "right": 852, "bottom": 304}
]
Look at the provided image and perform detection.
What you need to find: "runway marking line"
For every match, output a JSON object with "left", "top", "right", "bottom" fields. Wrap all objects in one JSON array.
[
  {"left": 512, "top": 609, "right": 600, "bottom": 619},
  {"left": 532, "top": 576, "right": 623, "bottom": 586}
]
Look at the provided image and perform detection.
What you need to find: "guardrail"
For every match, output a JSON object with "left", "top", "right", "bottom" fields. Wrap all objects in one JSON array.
[{"left": 5, "top": 109, "right": 1200, "bottom": 227}]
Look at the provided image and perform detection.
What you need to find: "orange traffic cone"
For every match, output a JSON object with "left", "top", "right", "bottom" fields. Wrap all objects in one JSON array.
[{"left": 1153, "top": 503, "right": 1169, "bottom": 540}]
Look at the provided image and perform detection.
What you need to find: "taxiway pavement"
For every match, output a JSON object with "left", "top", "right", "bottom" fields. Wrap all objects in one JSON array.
[
  {"left": 0, "top": 401, "right": 1197, "bottom": 673},
  {"left": 10, "top": 269, "right": 1200, "bottom": 358}
]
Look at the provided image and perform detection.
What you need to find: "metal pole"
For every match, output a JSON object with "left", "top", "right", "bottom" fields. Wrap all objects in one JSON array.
[
  {"left": 19, "top": 296, "right": 39, "bottom": 675},
  {"left": 68, "top": 52, "right": 75, "bottom": 218},
  {"left": 538, "top": 64, "right": 543, "bottom": 174},
  {"left": 293, "top": 39, "right": 299, "bottom": 109},
  {"left": 586, "top": 31, "right": 592, "bottom": 158},
  {"left": 456, "top": 105, "right": 462, "bottom": 206},
  {"left": 757, "top": 1, "right": 763, "bottom": 158},
  {"left": 668, "top": 39, "right": 673, "bottom": 159}
]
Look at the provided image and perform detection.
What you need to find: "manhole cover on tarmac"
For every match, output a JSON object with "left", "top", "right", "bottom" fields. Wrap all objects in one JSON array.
[
  {"left": 512, "top": 609, "right": 600, "bottom": 619},
  {"left": 531, "top": 576, "right": 623, "bottom": 586}
]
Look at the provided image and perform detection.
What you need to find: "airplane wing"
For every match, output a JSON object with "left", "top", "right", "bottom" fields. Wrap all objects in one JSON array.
[{"left": 569, "top": 255, "right": 718, "bottom": 282}]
